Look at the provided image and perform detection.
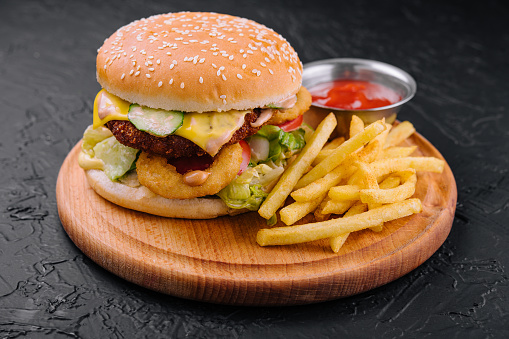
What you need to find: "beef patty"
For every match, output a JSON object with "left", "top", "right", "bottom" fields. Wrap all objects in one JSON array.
[{"left": 106, "top": 109, "right": 262, "bottom": 159}]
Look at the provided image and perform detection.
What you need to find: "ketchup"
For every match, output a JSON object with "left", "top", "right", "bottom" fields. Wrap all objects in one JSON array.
[{"left": 310, "top": 80, "right": 401, "bottom": 110}]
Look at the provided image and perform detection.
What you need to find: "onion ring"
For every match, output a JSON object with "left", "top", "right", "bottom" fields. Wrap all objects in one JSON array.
[{"left": 136, "top": 143, "right": 243, "bottom": 199}]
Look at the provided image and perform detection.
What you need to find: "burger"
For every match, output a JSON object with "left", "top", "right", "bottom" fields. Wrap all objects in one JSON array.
[{"left": 78, "top": 12, "right": 312, "bottom": 219}]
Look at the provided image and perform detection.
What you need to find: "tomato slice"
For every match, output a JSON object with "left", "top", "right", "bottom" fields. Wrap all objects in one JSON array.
[
  {"left": 167, "top": 154, "right": 214, "bottom": 175},
  {"left": 238, "top": 140, "right": 251, "bottom": 175},
  {"left": 277, "top": 115, "right": 303, "bottom": 132}
]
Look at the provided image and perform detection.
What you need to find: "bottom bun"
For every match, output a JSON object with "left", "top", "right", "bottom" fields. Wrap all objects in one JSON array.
[{"left": 85, "top": 169, "right": 248, "bottom": 219}]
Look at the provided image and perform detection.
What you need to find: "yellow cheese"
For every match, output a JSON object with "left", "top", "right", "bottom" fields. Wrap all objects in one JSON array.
[
  {"left": 175, "top": 110, "right": 248, "bottom": 156},
  {"left": 91, "top": 89, "right": 248, "bottom": 156},
  {"left": 93, "top": 89, "right": 130, "bottom": 128}
]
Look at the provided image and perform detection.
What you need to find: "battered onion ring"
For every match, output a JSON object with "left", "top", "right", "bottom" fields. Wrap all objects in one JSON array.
[
  {"left": 136, "top": 143, "right": 243, "bottom": 199},
  {"left": 267, "top": 86, "right": 312, "bottom": 125}
]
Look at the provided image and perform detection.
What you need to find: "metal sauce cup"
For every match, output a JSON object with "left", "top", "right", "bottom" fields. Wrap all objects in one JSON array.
[{"left": 302, "top": 58, "right": 417, "bottom": 137}]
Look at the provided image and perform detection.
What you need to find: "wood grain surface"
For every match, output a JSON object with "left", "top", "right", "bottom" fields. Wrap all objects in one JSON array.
[{"left": 56, "top": 132, "right": 457, "bottom": 306}]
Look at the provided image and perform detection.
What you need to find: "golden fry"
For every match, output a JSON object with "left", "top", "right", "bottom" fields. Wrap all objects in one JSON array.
[
  {"left": 321, "top": 198, "right": 355, "bottom": 215},
  {"left": 378, "top": 175, "right": 401, "bottom": 189},
  {"left": 360, "top": 169, "right": 417, "bottom": 204},
  {"left": 328, "top": 185, "right": 360, "bottom": 201},
  {"left": 295, "top": 120, "right": 386, "bottom": 189},
  {"left": 355, "top": 161, "right": 383, "bottom": 232},
  {"left": 385, "top": 121, "right": 415, "bottom": 147},
  {"left": 380, "top": 146, "right": 418, "bottom": 159},
  {"left": 329, "top": 202, "right": 367, "bottom": 253},
  {"left": 256, "top": 199, "right": 423, "bottom": 246},
  {"left": 280, "top": 193, "right": 326, "bottom": 226},
  {"left": 349, "top": 115, "right": 364, "bottom": 138},
  {"left": 258, "top": 113, "right": 337, "bottom": 220},
  {"left": 322, "top": 137, "right": 345, "bottom": 150}
]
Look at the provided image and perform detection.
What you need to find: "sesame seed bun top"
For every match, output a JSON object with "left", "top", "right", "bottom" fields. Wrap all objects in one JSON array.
[{"left": 96, "top": 12, "right": 303, "bottom": 113}]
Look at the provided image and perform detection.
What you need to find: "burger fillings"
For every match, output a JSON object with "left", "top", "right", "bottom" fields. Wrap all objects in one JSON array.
[{"left": 78, "top": 12, "right": 312, "bottom": 218}]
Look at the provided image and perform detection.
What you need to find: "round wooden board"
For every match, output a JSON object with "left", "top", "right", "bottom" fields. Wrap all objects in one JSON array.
[{"left": 56, "top": 132, "right": 457, "bottom": 306}]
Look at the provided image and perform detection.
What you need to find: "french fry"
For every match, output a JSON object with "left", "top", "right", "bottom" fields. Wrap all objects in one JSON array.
[
  {"left": 280, "top": 193, "right": 326, "bottom": 226},
  {"left": 355, "top": 161, "right": 383, "bottom": 232},
  {"left": 360, "top": 169, "right": 417, "bottom": 204},
  {"left": 378, "top": 175, "right": 401, "bottom": 189},
  {"left": 292, "top": 139, "right": 382, "bottom": 203},
  {"left": 379, "top": 146, "right": 417, "bottom": 159},
  {"left": 349, "top": 156, "right": 445, "bottom": 184},
  {"left": 321, "top": 198, "right": 355, "bottom": 215},
  {"left": 349, "top": 115, "right": 364, "bottom": 138},
  {"left": 295, "top": 120, "right": 386, "bottom": 189},
  {"left": 384, "top": 121, "right": 415, "bottom": 147},
  {"left": 370, "top": 122, "right": 391, "bottom": 147},
  {"left": 322, "top": 137, "right": 345, "bottom": 150},
  {"left": 329, "top": 202, "right": 367, "bottom": 253},
  {"left": 256, "top": 199, "right": 423, "bottom": 246},
  {"left": 258, "top": 113, "right": 337, "bottom": 220},
  {"left": 328, "top": 185, "right": 361, "bottom": 201}
]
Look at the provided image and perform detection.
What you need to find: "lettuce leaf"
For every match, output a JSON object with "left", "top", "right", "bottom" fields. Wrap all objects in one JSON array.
[
  {"left": 93, "top": 136, "right": 139, "bottom": 180},
  {"left": 217, "top": 164, "right": 284, "bottom": 211}
]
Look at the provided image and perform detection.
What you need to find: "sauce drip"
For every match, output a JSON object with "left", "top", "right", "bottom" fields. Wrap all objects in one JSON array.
[{"left": 310, "top": 80, "right": 401, "bottom": 110}]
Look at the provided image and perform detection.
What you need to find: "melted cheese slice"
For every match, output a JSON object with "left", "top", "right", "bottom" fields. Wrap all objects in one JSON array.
[
  {"left": 175, "top": 110, "right": 248, "bottom": 156},
  {"left": 92, "top": 89, "right": 248, "bottom": 156},
  {"left": 93, "top": 89, "right": 130, "bottom": 128}
]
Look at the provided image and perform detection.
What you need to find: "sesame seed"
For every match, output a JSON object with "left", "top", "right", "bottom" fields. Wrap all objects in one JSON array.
[
  {"left": 237, "top": 74, "right": 242, "bottom": 79},
  {"left": 217, "top": 70, "right": 221, "bottom": 76},
  {"left": 212, "top": 63, "right": 217, "bottom": 68},
  {"left": 199, "top": 77, "right": 203, "bottom": 83},
  {"left": 199, "top": 58, "right": 205, "bottom": 63},
  {"left": 121, "top": 73, "right": 125, "bottom": 79},
  {"left": 129, "top": 69, "right": 134, "bottom": 75},
  {"left": 146, "top": 74, "right": 151, "bottom": 78},
  {"left": 260, "top": 62, "right": 266, "bottom": 67},
  {"left": 220, "top": 95, "right": 226, "bottom": 99},
  {"left": 257, "top": 71, "right": 261, "bottom": 76},
  {"left": 135, "top": 71, "right": 140, "bottom": 76},
  {"left": 229, "top": 55, "right": 234, "bottom": 60},
  {"left": 219, "top": 66, "right": 225, "bottom": 71},
  {"left": 242, "top": 64, "right": 246, "bottom": 69},
  {"left": 158, "top": 81, "right": 163, "bottom": 87},
  {"left": 149, "top": 68, "right": 155, "bottom": 71},
  {"left": 252, "top": 69, "right": 259, "bottom": 73},
  {"left": 223, "top": 99, "right": 227, "bottom": 104},
  {"left": 180, "top": 82, "right": 185, "bottom": 88},
  {"left": 148, "top": 55, "right": 154, "bottom": 59},
  {"left": 243, "top": 53, "right": 247, "bottom": 58},
  {"left": 169, "top": 78, "right": 174, "bottom": 84},
  {"left": 157, "top": 59, "right": 161, "bottom": 64},
  {"left": 170, "top": 64, "right": 175, "bottom": 69},
  {"left": 269, "top": 69, "right": 274, "bottom": 74},
  {"left": 222, "top": 74, "right": 226, "bottom": 81}
]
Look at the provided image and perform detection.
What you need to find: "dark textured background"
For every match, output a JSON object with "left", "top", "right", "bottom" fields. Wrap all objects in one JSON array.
[{"left": 1, "top": 0, "right": 508, "bottom": 337}]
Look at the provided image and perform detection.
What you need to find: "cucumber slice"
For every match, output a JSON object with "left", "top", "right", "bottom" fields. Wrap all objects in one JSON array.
[{"left": 128, "top": 104, "right": 184, "bottom": 137}]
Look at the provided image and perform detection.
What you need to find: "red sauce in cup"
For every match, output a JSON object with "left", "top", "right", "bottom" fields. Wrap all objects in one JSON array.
[{"left": 310, "top": 80, "right": 401, "bottom": 110}]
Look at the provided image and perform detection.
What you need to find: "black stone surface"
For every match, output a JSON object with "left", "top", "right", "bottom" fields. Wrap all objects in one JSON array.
[{"left": 1, "top": 0, "right": 508, "bottom": 337}]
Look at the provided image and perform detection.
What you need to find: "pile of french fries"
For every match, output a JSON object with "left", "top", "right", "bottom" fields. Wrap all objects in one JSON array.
[{"left": 257, "top": 113, "right": 445, "bottom": 252}]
